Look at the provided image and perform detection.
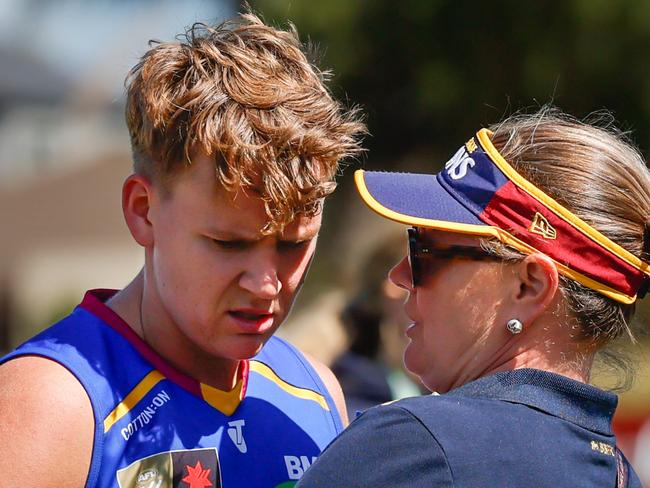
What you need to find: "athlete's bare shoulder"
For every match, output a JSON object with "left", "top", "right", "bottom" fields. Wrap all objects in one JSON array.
[
  {"left": 0, "top": 355, "right": 94, "bottom": 487},
  {"left": 302, "top": 351, "right": 349, "bottom": 426}
]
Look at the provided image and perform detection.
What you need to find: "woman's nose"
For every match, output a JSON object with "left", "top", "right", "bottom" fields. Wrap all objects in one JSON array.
[{"left": 388, "top": 255, "right": 413, "bottom": 291}]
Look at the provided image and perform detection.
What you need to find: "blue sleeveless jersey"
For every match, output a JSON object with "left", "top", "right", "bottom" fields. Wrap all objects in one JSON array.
[{"left": 1, "top": 290, "right": 343, "bottom": 488}]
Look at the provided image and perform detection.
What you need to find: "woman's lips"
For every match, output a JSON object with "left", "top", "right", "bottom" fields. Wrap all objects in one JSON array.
[
  {"left": 405, "top": 322, "right": 418, "bottom": 338},
  {"left": 228, "top": 310, "right": 275, "bottom": 334}
]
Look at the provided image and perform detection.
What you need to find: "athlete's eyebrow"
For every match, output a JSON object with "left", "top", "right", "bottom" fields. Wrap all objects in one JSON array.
[
  {"left": 206, "top": 228, "right": 262, "bottom": 241},
  {"left": 279, "top": 224, "right": 320, "bottom": 241},
  {"left": 207, "top": 225, "right": 319, "bottom": 242}
]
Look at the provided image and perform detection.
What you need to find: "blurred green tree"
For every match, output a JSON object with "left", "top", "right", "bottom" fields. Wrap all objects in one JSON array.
[{"left": 250, "top": 0, "right": 650, "bottom": 171}]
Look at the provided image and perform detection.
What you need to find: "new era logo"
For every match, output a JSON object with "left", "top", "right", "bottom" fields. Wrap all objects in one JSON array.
[{"left": 529, "top": 212, "right": 556, "bottom": 239}]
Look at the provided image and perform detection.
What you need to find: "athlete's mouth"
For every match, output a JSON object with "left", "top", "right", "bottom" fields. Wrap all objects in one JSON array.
[
  {"left": 229, "top": 310, "right": 273, "bottom": 321},
  {"left": 227, "top": 308, "right": 276, "bottom": 333}
]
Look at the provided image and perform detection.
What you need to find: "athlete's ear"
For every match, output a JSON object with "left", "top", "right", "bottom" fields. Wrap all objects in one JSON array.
[{"left": 122, "top": 174, "right": 154, "bottom": 248}]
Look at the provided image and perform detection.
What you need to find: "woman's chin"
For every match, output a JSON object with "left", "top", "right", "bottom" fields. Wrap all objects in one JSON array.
[{"left": 403, "top": 345, "right": 424, "bottom": 379}]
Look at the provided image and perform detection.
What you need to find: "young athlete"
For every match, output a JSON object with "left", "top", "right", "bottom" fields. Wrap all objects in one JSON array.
[{"left": 0, "top": 13, "right": 364, "bottom": 488}]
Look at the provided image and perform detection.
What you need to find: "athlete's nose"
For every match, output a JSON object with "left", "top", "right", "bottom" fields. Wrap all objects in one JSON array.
[{"left": 239, "top": 249, "right": 282, "bottom": 299}]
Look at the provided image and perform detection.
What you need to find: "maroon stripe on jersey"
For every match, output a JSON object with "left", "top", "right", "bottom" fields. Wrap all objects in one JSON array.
[{"left": 80, "top": 289, "right": 203, "bottom": 396}]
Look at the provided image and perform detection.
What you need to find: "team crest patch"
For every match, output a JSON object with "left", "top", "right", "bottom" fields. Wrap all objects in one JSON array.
[{"left": 116, "top": 448, "right": 221, "bottom": 488}]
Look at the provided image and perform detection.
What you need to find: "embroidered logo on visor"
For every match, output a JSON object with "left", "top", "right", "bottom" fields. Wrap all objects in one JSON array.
[
  {"left": 444, "top": 147, "right": 476, "bottom": 181},
  {"left": 529, "top": 212, "right": 557, "bottom": 240}
]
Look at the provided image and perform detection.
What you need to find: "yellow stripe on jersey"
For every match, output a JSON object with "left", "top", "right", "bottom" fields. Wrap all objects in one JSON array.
[
  {"left": 249, "top": 360, "right": 330, "bottom": 411},
  {"left": 103, "top": 370, "right": 164, "bottom": 433}
]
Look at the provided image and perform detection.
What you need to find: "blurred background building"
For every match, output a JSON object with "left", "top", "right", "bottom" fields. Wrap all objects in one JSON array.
[{"left": 1, "top": 0, "right": 649, "bottom": 481}]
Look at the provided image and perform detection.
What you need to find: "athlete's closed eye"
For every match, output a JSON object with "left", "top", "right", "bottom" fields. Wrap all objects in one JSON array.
[
  {"left": 211, "top": 238, "right": 251, "bottom": 251},
  {"left": 277, "top": 239, "right": 311, "bottom": 252}
]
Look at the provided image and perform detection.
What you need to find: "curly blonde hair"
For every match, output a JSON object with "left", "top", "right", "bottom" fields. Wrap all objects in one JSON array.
[{"left": 125, "top": 12, "right": 365, "bottom": 231}]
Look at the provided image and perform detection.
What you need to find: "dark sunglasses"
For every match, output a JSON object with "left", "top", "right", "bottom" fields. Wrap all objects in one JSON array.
[{"left": 407, "top": 227, "right": 496, "bottom": 287}]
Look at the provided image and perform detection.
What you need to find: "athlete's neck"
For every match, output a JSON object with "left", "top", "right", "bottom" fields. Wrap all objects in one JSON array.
[{"left": 107, "top": 270, "right": 241, "bottom": 391}]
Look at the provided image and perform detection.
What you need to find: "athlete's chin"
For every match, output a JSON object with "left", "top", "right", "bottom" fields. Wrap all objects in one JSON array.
[{"left": 223, "top": 335, "right": 271, "bottom": 360}]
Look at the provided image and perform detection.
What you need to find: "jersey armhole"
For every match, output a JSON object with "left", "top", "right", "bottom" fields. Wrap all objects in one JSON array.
[
  {"left": 266, "top": 337, "right": 344, "bottom": 433},
  {"left": 1, "top": 350, "right": 105, "bottom": 488}
]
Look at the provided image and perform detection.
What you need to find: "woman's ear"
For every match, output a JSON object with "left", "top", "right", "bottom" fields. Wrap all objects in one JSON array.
[
  {"left": 122, "top": 174, "right": 154, "bottom": 248},
  {"left": 509, "top": 253, "right": 559, "bottom": 325}
]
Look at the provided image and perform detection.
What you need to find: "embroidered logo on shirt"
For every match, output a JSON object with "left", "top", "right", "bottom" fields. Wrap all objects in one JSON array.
[
  {"left": 591, "top": 440, "right": 615, "bottom": 456},
  {"left": 227, "top": 419, "right": 248, "bottom": 453}
]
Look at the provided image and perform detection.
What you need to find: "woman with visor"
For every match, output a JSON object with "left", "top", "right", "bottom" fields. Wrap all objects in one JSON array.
[{"left": 297, "top": 109, "right": 649, "bottom": 487}]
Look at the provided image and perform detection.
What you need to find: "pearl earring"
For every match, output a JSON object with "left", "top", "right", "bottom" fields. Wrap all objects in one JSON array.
[{"left": 506, "top": 319, "right": 523, "bottom": 335}]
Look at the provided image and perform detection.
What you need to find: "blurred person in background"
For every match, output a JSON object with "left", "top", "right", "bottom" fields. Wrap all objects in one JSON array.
[
  {"left": 0, "top": 12, "right": 364, "bottom": 488},
  {"left": 298, "top": 108, "right": 648, "bottom": 487},
  {"left": 332, "top": 233, "right": 422, "bottom": 415},
  {"left": 633, "top": 418, "right": 650, "bottom": 482}
]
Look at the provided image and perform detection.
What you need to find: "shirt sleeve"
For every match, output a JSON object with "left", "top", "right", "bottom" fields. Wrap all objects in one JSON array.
[{"left": 295, "top": 403, "right": 453, "bottom": 487}]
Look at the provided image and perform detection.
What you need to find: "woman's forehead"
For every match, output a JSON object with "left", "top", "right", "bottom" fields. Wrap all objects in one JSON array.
[{"left": 419, "top": 228, "right": 482, "bottom": 247}]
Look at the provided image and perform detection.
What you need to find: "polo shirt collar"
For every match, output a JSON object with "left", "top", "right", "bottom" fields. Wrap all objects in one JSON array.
[{"left": 448, "top": 369, "right": 617, "bottom": 435}]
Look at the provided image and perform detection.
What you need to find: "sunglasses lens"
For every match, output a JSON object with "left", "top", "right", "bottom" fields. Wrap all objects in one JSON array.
[{"left": 407, "top": 228, "right": 420, "bottom": 287}]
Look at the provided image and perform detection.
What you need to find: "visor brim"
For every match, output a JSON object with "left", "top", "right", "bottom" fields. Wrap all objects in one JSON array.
[{"left": 355, "top": 169, "right": 493, "bottom": 236}]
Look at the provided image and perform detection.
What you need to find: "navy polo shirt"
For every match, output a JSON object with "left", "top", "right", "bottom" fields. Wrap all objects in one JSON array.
[{"left": 297, "top": 369, "right": 641, "bottom": 487}]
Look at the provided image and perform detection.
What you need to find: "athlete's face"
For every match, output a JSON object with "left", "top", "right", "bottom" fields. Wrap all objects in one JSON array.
[
  {"left": 389, "top": 229, "right": 511, "bottom": 393},
  {"left": 145, "top": 153, "right": 321, "bottom": 363}
]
